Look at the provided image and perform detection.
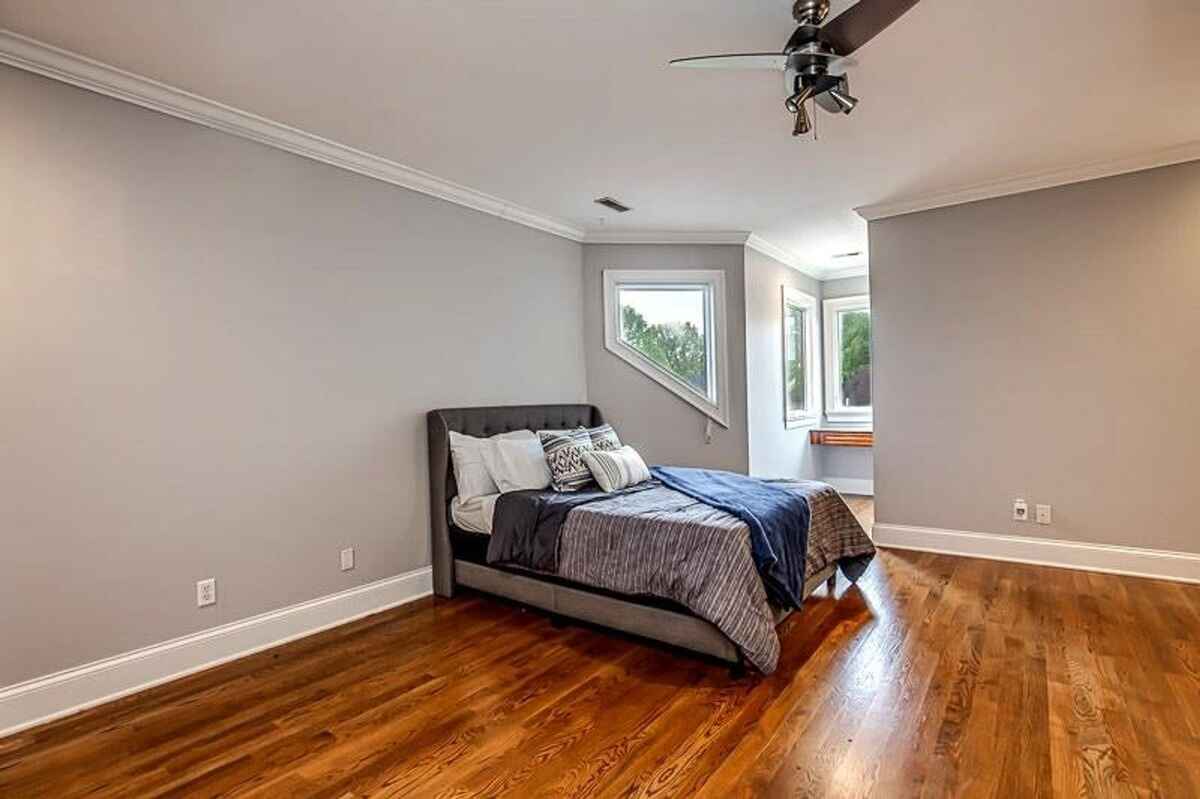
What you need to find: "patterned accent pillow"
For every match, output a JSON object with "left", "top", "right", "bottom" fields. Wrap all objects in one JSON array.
[
  {"left": 537, "top": 428, "right": 595, "bottom": 492},
  {"left": 582, "top": 446, "right": 651, "bottom": 493},
  {"left": 587, "top": 423, "right": 622, "bottom": 452}
]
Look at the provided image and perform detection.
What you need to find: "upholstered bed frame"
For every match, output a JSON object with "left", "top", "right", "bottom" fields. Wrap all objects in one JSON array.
[{"left": 427, "top": 403, "right": 836, "bottom": 670}]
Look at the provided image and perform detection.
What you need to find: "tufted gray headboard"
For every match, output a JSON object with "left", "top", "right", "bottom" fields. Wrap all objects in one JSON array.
[{"left": 426, "top": 404, "right": 604, "bottom": 597}]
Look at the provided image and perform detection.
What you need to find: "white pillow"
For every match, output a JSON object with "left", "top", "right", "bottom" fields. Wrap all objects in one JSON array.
[
  {"left": 481, "top": 431, "right": 552, "bottom": 493},
  {"left": 449, "top": 430, "right": 527, "bottom": 501},
  {"left": 582, "top": 445, "right": 651, "bottom": 493}
]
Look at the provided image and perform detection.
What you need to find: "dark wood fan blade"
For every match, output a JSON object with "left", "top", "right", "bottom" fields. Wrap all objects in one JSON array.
[
  {"left": 668, "top": 53, "right": 789, "bottom": 70},
  {"left": 820, "top": 0, "right": 920, "bottom": 55}
]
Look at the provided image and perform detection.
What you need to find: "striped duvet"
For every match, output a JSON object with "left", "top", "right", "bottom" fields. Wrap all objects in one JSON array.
[{"left": 554, "top": 480, "right": 874, "bottom": 674}]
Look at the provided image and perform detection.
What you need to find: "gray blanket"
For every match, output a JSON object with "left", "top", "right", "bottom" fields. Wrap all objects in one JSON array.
[
  {"left": 486, "top": 482, "right": 656, "bottom": 572},
  {"left": 555, "top": 480, "right": 874, "bottom": 673}
]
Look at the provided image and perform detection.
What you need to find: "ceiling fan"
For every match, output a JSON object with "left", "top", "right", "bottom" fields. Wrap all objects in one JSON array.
[{"left": 670, "top": 0, "right": 919, "bottom": 137}]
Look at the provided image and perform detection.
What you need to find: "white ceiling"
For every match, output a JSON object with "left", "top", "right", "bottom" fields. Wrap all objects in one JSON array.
[{"left": 3, "top": 0, "right": 1199, "bottom": 272}]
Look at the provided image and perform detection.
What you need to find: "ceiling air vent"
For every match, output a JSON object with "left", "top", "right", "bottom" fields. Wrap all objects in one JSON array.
[
  {"left": 594, "top": 196, "right": 633, "bottom": 213},
  {"left": 832, "top": 251, "right": 863, "bottom": 259}
]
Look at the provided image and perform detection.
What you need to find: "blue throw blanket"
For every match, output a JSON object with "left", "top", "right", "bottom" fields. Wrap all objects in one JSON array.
[{"left": 651, "top": 466, "right": 810, "bottom": 608}]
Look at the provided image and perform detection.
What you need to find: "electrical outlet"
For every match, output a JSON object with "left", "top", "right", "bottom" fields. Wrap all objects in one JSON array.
[
  {"left": 1013, "top": 498, "right": 1029, "bottom": 522},
  {"left": 340, "top": 547, "right": 355, "bottom": 572},
  {"left": 196, "top": 578, "right": 216, "bottom": 608},
  {"left": 1036, "top": 504, "right": 1052, "bottom": 525}
]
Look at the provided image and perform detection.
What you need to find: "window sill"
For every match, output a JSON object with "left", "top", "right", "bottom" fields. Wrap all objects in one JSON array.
[
  {"left": 809, "top": 429, "right": 874, "bottom": 448},
  {"left": 785, "top": 415, "right": 820, "bottom": 430},
  {"left": 821, "top": 421, "right": 873, "bottom": 432},
  {"left": 825, "top": 409, "right": 873, "bottom": 425},
  {"left": 605, "top": 340, "right": 730, "bottom": 428}
]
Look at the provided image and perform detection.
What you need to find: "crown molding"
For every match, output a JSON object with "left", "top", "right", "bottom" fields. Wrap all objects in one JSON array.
[
  {"left": 583, "top": 231, "right": 869, "bottom": 281},
  {"left": 582, "top": 230, "right": 751, "bottom": 245},
  {"left": 819, "top": 264, "right": 871, "bottom": 281},
  {"left": 746, "top": 234, "right": 869, "bottom": 281},
  {"left": 0, "top": 30, "right": 588, "bottom": 242},
  {"left": 855, "top": 140, "right": 1200, "bottom": 222},
  {"left": 0, "top": 30, "right": 880, "bottom": 274},
  {"left": 746, "top": 234, "right": 820, "bottom": 279}
]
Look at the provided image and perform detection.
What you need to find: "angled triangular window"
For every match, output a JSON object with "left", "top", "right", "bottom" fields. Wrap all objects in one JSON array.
[{"left": 603, "top": 270, "right": 729, "bottom": 426}]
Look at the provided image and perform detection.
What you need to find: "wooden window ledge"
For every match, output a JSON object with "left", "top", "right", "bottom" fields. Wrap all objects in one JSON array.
[{"left": 809, "top": 429, "right": 873, "bottom": 448}]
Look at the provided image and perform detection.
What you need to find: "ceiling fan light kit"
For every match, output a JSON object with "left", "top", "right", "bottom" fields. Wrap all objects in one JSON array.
[{"left": 669, "top": 0, "right": 919, "bottom": 138}]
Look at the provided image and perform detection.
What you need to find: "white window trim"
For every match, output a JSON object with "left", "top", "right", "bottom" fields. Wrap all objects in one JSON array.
[
  {"left": 782, "top": 286, "right": 821, "bottom": 429},
  {"left": 603, "top": 269, "right": 730, "bottom": 427},
  {"left": 823, "top": 294, "right": 873, "bottom": 425}
]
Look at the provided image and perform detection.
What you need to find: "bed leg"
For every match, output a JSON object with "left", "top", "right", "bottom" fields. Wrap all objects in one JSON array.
[
  {"left": 729, "top": 651, "right": 747, "bottom": 679},
  {"left": 827, "top": 571, "right": 838, "bottom": 593}
]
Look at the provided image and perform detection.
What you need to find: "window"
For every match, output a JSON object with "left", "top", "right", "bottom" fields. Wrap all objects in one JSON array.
[
  {"left": 823, "top": 294, "right": 872, "bottom": 424},
  {"left": 603, "top": 270, "right": 729, "bottom": 426},
  {"left": 782, "top": 287, "right": 820, "bottom": 428},
  {"left": 619, "top": 285, "right": 710, "bottom": 394}
]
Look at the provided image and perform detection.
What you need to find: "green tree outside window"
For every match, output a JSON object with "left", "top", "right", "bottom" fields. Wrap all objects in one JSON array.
[
  {"left": 621, "top": 305, "right": 708, "bottom": 393},
  {"left": 785, "top": 305, "right": 806, "bottom": 414},
  {"left": 840, "top": 310, "right": 871, "bottom": 407}
]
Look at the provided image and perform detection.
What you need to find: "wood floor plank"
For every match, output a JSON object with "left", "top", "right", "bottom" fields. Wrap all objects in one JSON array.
[{"left": 4, "top": 499, "right": 1199, "bottom": 798}]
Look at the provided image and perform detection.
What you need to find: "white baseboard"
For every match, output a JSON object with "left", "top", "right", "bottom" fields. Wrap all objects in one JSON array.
[
  {"left": 873, "top": 524, "right": 1200, "bottom": 584},
  {"left": 0, "top": 567, "right": 432, "bottom": 738},
  {"left": 822, "top": 477, "right": 874, "bottom": 496}
]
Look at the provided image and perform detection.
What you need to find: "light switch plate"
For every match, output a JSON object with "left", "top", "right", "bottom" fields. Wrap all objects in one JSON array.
[{"left": 340, "top": 547, "right": 355, "bottom": 571}]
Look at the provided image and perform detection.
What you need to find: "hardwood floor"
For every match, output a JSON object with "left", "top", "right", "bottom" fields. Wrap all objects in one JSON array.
[{"left": 3, "top": 499, "right": 1199, "bottom": 798}]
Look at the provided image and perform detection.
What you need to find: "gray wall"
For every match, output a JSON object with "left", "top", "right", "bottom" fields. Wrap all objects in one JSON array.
[
  {"left": 0, "top": 66, "right": 587, "bottom": 686},
  {"left": 582, "top": 244, "right": 749, "bottom": 472},
  {"left": 870, "top": 160, "right": 1200, "bottom": 552},
  {"left": 744, "top": 248, "right": 822, "bottom": 479},
  {"left": 817, "top": 274, "right": 874, "bottom": 488},
  {"left": 821, "top": 275, "right": 870, "bottom": 300},
  {"left": 818, "top": 446, "right": 874, "bottom": 491}
]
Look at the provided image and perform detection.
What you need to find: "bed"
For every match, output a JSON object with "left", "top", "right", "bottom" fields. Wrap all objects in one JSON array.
[{"left": 427, "top": 404, "right": 874, "bottom": 674}]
